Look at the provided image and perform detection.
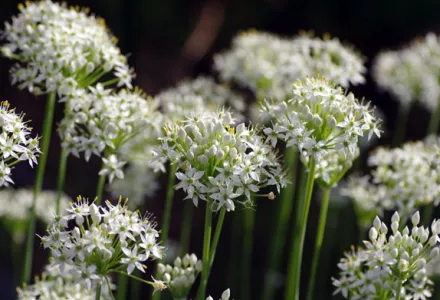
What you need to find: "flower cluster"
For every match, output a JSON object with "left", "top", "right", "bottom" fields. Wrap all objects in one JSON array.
[
  {"left": 0, "top": 189, "right": 71, "bottom": 243},
  {"left": 157, "top": 76, "right": 246, "bottom": 121},
  {"left": 260, "top": 77, "right": 381, "bottom": 184},
  {"left": 343, "top": 140, "right": 440, "bottom": 228},
  {"left": 206, "top": 289, "right": 231, "bottom": 300},
  {"left": 373, "top": 33, "right": 440, "bottom": 111},
  {"left": 157, "top": 253, "right": 203, "bottom": 299},
  {"left": 1, "top": 0, "right": 132, "bottom": 95},
  {"left": 17, "top": 263, "right": 114, "bottom": 300},
  {"left": 40, "top": 197, "right": 164, "bottom": 288},
  {"left": 155, "top": 109, "right": 288, "bottom": 211},
  {"left": 333, "top": 211, "right": 440, "bottom": 299},
  {"left": 214, "top": 30, "right": 365, "bottom": 101},
  {"left": 59, "top": 86, "right": 162, "bottom": 182},
  {"left": 0, "top": 101, "right": 40, "bottom": 187}
]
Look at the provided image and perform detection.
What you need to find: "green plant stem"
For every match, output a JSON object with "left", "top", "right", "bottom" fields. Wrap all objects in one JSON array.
[
  {"left": 241, "top": 208, "right": 255, "bottom": 300},
  {"left": 95, "top": 171, "right": 106, "bottom": 205},
  {"left": 197, "top": 203, "right": 213, "bottom": 300},
  {"left": 392, "top": 104, "right": 410, "bottom": 147},
  {"left": 95, "top": 283, "right": 102, "bottom": 300},
  {"left": 306, "top": 187, "right": 331, "bottom": 300},
  {"left": 209, "top": 207, "right": 226, "bottom": 268},
  {"left": 116, "top": 273, "right": 128, "bottom": 300},
  {"left": 395, "top": 280, "right": 402, "bottom": 300},
  {"left": 285, "top": 158, "right": 316, "bottom": 300},
  {"left": 161, "top": 164, "right": 177, "bottom": 247},
  {"left": 56, "top": 146, "right": 68, "bottom": 214},
  {"left": 428, "top": 104, "right": 440, "bottom": 135},
  {"left": 262, "top": 147, "right": 298, "bottom": 300},
  {"left": 179, "top": 200, "right": 194, "bottom": 256},
  {"left": 23, "top": 91, "right": 56, "bottom": 284}
]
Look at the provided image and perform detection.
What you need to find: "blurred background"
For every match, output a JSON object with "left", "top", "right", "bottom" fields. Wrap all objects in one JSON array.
[{"left": 1, "top": 0, "right": 440, "bottom": 299}]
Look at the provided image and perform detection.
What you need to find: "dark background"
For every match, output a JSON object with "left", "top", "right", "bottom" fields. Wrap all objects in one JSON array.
[{"left": 1, "top": 0, "right": 440, "bottom": 299}]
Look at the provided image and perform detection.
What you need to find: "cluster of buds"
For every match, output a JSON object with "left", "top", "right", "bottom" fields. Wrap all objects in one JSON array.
[
  {"left": 333, "top": 211, "right": 440, "bottom": 299},
  {"left": 157, "top": 253, "right": 203, "bottom": 299}
]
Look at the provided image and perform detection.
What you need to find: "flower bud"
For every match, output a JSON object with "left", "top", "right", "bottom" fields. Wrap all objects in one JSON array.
[
  {"left": 412, "top": 211, "right": 420, "bottom": 226},
  {"left": 221, "top": 289, "right": 231, "bottom": 300},
  {"left": 369, "top": 227, "right": 378, "bottom": 241}
]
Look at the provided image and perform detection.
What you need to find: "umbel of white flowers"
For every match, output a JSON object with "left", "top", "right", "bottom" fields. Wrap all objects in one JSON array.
[
  {"left": 343, "top": 138, "right": 440, "bottom": 228},
  {"left": 373, "top": 33, "right": 440, "bottom": 112},
  {"left": 0, "top": 101, "right": 40, "bottom": 187},
  {"left": 333, "top": 211, "right": 440, "bottom": 299},
  {"left": 17, "top": 262, "right": 114, "bottom": 300},
  {"left": 157, "top": 253, "right": 203, "bottom": 299},
  {"left": 40, "top": 197, "right": 164, "bottom": 292},
  {"left": 154, "top": 109, "right": 288, "bottom": 211},
  {"left": 214, "top": 30, "right": 365, "bottom": 101},
  {"left": 1, "top": 0, "right": 133, "bottom": 95},
  {"left": 260, "top": 77, "right": 381, "bottom": 183},
  {"left": 59, "top": 86, "right": 163, "bottom": 182}
]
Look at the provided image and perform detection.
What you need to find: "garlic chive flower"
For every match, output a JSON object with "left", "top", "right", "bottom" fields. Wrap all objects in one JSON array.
[
  {"left": 157, "top": 76, "right": 246, "bottom": 120},
  {"left": 333, "top": 211, "right": 440, "bottom": 299},
  {"left": 0, "top": 189, "right": 70, "bottom": 243},
  {"left": 155, "top": 109, "right": 288, "bottom": 211},
  {"left": 17, "top": 263, "right": 114, "bottom": 300},
  {"left": 206, "top": 289, "right": 231, "bottom": 300},
  {"left": 343, "top": 140, "right": 440, "bottom": 228},
  {"left": 2, "top": 0, "right": 133, "bottom": 95},
  {"left": 157, "top": 253, "right": 203, "bottom": 299},
  {"left": 59, "top": 86, "right": 161, "bottom": 182},
  {"left": 0, "top": 101, "right": 40, "bottom": 186},
  {"left": 41, "top": 196, "right": 164, "bottom": 289},
  {"left": 261, "top": 77, "right": 381, "bottom": 183}
]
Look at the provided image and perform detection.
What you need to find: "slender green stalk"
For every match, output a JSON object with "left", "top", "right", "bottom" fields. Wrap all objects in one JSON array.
[
  {"left": 116, "top": 274, "right": 128, "bottom": 300},
  {"left": 95, "top": 283, "right": 102, "bottom": 300},
  {"left": 197, "top": 203, "right": 213, "bottom": 300},
  {"left": 306, "top": 187, "right": 331, "bottom": 300},
  {"left": 241, "top": 208, "right": 255, "bottom": 300},
  {"left": 95, "top": 171, "right": 106, "bottom": 205},
  {"left": 209, "top": 207, "right": 226, "bottom": 268},
  {"left": 428, "top": 104, "right": 440, "bottom": 135},
  {"left": 56, "top": 146, "right": 68, "bottom": 214},
  {"left": 161, "top": 164, "right": 177, "bottom": 247},
  {"left": 262, "top": 147, "right": 298, "bottom": 300},
  {"left": 395, "top": 280, "right": 402, "bottom": 300},
  {"left": 392, "top": 104, "right": 410, "bottom": 147},
  {"left": 23, "top": 91, "right": 56, "bottom": 284},
  {"left": 179, "top": 199, "right": 194, "bottom": 256},
  {"left": 285, "top": 158, "right": 316, "bottom": 300}
]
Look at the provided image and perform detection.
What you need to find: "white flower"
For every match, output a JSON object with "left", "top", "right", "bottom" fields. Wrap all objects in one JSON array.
[
  {"left": 99, "top": 155, "right": 126, "bottom": 183},
  {"left": 206, "top": 288, "right": 232, "bottom": 300}
]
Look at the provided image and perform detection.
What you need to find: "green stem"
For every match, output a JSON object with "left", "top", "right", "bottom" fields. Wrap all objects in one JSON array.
[
  {"left": 23, "top": 91, "right": 56, "bottom": 284},
  {"left": 392, "top": 104, "right": 410, "bottom": 147},
  {"left": 241, "top": 208, "right": 255, "bottom": 300},
  {"left": 161, "top": 164, "right": 177, "bottom": 247},
  {"left": 285, "top": 158, "right": 316, "bottom": 300},
  {"left": 95, "top": 283, "right": 102, "bottom": 300},
  {"left": 262, "top": 147, "right": 298, "bottom": 300},
  {"left": 306, "top": 187, "right": 331, "bottom": 300},
  {"left": 116, "top": 273, "right": 128, "bottom": 300},
  {"left": 395, "top": 280, "right": 402, "bottom": 300},
  {"left": 209, "top": 207, "right": 226, "bottom": 268},
  {"left": 179, "top": 200, "right": 194, "bottom": 256},
  {"left": 428, "top": 104, "right": 440, "bottom": 135},
  {"left": 95, "top": 171, "right": 106, "bottom": 205},
  {"left": 197, "top": 203, "right": 213, "bottom": 300},
  {"left": 56, "top": 146, "right": 68, "bottom": 214}
]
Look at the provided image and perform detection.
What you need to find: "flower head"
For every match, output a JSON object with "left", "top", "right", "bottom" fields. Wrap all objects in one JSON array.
[
  {"left": 333, "top": 211, "right": 440, "bottom": 299},
  {"left": 2, "top": 0, "right": 133, "bottom": 95},
  {"left": 41, "top": 196, "right": 163, "bottom": 286},
  {"left": 0, "top": 101, "right": 40, "bottom": 186},
  {"left": 155, "top": 109, "right": 287, "bottom": 211}
]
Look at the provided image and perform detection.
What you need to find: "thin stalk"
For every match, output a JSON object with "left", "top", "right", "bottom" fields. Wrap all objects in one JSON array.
[
  {"left": 285, "top": 158, "right": 316, "bottom": 300},
  {"left": 116, "top": 274, "right": 128, "bottom": 300},
  {"left": 161, "top": 164, "right": 177, "bottom": 247},
  {"left": 179, "top": 200, "right": 194, "bottom": 256},
  {"left": 55, "top": 146, "right": 68, "bottom": 214},
  {"left": 306, "top": 187, "right": 331, "bottom": 300},
  {"left": 197, "top": 203, "right": 213, "bottom": 300},
  {"left": 23, "top": 91, "right": 56, "bottom": 284},
  {"left": 428, "top": 103, "right": 440, "bottom": 135},
  {"left": 395, "top": 280, "right": 402, "bottom": 300},
  {"left": 241, "top": 208, "right": 255, "bottom": 300},
  {"left": 209, "top": 207, "right": 226, "bottom": 268},
  {"left": 95, "top": 283, "right": 102, "bottom": 300},
  {"left": 262, "top": 147, "right": 298, "bottom": 300},
  {"left": 95, "top": 171, "right": 106, "bottom": 205},
  {"left": 392, "top": 104, "right": 410, "bottom": 147}
]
